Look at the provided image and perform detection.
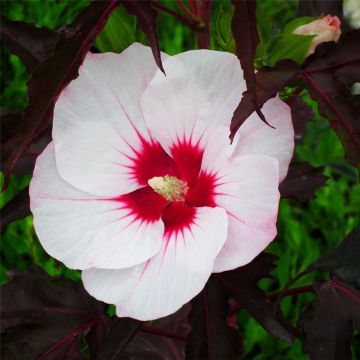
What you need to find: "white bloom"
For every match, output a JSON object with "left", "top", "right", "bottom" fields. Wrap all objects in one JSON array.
[{"left": 30, "top": 44, "right": 294, "bottom": 320}]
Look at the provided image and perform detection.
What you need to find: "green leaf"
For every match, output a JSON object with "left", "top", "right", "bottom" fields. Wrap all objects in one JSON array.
[
  {"left": 283, "top": 16, "right": 319, "bottom": 34},
  {"left": 95, "top": 6, "right": 142, "bottom": 53},
  {"left": 214, "top": 9, "right": 235, "bottom": 53},
  {"left": 258, "top": 33, "right": 314, "bottom": 67}
]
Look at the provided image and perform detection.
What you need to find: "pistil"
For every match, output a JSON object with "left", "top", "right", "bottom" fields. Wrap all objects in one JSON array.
[{"left": 148, "top": 175, "right": 188, "bottom": 202}]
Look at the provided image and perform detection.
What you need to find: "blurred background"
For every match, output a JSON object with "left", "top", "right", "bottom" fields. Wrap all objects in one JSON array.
[{"left": 1, "top": 1, "right": 359, "bottom": 359}]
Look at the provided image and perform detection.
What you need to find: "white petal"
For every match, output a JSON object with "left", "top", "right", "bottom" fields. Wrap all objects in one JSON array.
[
  {"left": 200, "top": 126, "right": 237, "bottom": 174},
  {"left": 231, "top": 98, "right": 294, "bottom": 181},
  {"left": 141, "top": 50, "right": 244, "bottom": 153},
  {"left": 82, "top": 206, "right": 228, "bottom": 320},
  {"left": 53, "top": 43, "right": 168, "bottom": 196},
  {"left": 212, "top": 155, "right": 280, "bottom": 272},
  {"left": 30, "top": 142, "right": 164, "bottom": 270}
]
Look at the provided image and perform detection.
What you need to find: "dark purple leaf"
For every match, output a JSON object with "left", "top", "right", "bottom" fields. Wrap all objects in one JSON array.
[
  {"left": 288, "top": 96, "right": 315, "bottom": 144},
  {"left": 301, "top": 30, "right": 360, "bottom": 170},
  {"left": 0, "top": 267, "right": 105, "bottom": 360},
  {"left": 0, "top": 109, "right": 23, "bottom": 144},
  {"left": 279, "top": 225, "right": 360, "bottom": 301},
  {"left": 230, "top": 60, "right": 300, "bottom": 140},
  {"left": 297, "top": 0, "right": 343, "bottom": 24},
  {"left": 96, "top": 318, "right": 142, "bottom": 360},
  {"left": 279, "top": 162, "right": 328, "bottom": 201},
  {"left": 231, "top": 0, "right": 268, "bottom": 128},
  {"left": 300, "top": 280, "right": 360, "bottom": 360},
  {"left": 121, "top": 306, "right": 190, "bottom": 360},
  {"left": 308, "top": 225, "right": 360, "bottom": 289},
  {"left": 122, "top": 0, "right": 164, "bottom": 73},
  {"left": 0, "top": 15, "right": 60, "bottom": 72},
  {"left": 2, "top": 0, "right": 119, "bottom": 183},
  {"left": 1, "top": 109, "right": 51, "bottom": 175},
  {"left": 185, "top": 277, "right": 243, "bottom": 360},
  {"left": 218, "top": 253, "right": 297, "bottom": 342},
  {"left": 0, "top": 186, "right": 30, "bottom": 229}
]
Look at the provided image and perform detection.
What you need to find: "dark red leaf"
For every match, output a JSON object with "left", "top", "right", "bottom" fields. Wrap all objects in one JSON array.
[
  {"left": 300, "top": 280, "right": 360, "bottom": 360},
  {"left": 297, "top": 0, "right": 343, "bottom": 24},
  {"left": 279, "top": 162, "right": 328, "bottom": 202},
  {"left": 0, "top": 15, "right": 60, "bottom": 72},
  {"left": 307, "top": 225, "right": 360, "bottom": 289},
  {"left": 288, "top": 96, "right": 315, "bottom": 144},
  {"left": 230, "top": 60, "right": 300, "bottom": 140},
  {"left": 185, "top": 277, "right": 243, "bottom": 360},
  {"left": 278, "top": 225, "right": 360, "bottom": 302},
  {"left": 96, "top": 318, "right": 142, "bottom": 360},
  {"left": 2, "top": 0, "right": 119, "bottom": 182},
  {"left": 0, "top": 109, "right": 23, "bottom": 144},
  {"left": 0, "top": 267, "right": 105, "bottom": 360},
  {"left": 0, "top": 186, "right": 30, "bottom": 229},
  {"left": 218, "top": 253, "right": 297, "bottom": 342},
  {"left": 120, "top": 306, "right": 190, "bottom": 360},
  {"left": 122, "top": 0, "right": 164, "bottom": 73},
  {"left": 231, "top": 0, "right": 268, "bottom": 128},
  {"left": 301, "top": 30, "right": 360, "bottom": 170},
  {"left": 1, "top": 109, "right": 51, "bottom": 175}
]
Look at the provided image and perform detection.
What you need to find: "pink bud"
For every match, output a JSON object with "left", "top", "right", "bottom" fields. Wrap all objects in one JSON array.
[{"left": 292, "top": 15, "right": 341, "bottom": 55}]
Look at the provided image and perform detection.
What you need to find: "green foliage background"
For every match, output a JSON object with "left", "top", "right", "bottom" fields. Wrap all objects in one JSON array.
[{"left": 1, "top": 1, "right": 359, "bottom": 359}]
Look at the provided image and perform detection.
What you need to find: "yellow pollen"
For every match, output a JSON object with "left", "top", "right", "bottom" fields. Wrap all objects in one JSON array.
[{"left": 148, "top": 176, "right": 188, "bottom": 201}]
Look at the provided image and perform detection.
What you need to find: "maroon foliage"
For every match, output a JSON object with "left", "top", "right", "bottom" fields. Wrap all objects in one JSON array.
[
  {"left": 230, "top": 29, "right": 360, "bottom": 172},
  {"left": 280, "top": 162, "right": 328, "bottom": 202},
  {"left": 279, "top": 225, "right": 360, "bottom": 313},
  {"left": 304, "top": 225, "right": 360, "bottom": 289},
  {"left": 124, "top": 306, "right": 190, "bottom": 360},
  {"left": 186, "top": 277, "right": 242, "bottom": 360},
  {"left": 301, "top": 280, "right": 360, "bottom": 360},
  {"left": 122, "top": 0, "right": 164, "bottom": 73},
  {"left": 0, "top": 268, "right": 192, "bottom": 360},
  {"left": 301, "top": 30, "right": 360, "bottom": 170},
  {"left": 231, "top": 0, "right": 268, "bottom": 130},
  {"left": 297, "top": 0, "right": 343, "bottom": 25},
  {"left": 1, "top": 267, "right": 106, "bottom": 360},
  {"left": 230, "top": 60, "right": 300, "bottom": 140},
  {"left": 0, "top": 186, "right": 30, "bottom": 229},
  {"left": 0, "top": 15, "right": 60, "bottom": 72},
  {"left": 288, "top": 96, "right": 314, "bottom": 144},
  {"left": 1, "top": 109, "right": 52, "bottom": 175},
  {"left": 218, "top": 253, "right": 298, "bottom": 342}
]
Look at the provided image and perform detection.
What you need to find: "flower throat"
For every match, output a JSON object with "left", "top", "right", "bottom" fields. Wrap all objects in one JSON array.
[{"left": 148, "top": 176, "right": 188, "bottom": 202}]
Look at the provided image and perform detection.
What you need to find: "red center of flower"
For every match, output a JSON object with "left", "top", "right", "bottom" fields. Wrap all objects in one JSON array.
[{"left": 118, "top": 136, "right": 217, "bottom": 237}]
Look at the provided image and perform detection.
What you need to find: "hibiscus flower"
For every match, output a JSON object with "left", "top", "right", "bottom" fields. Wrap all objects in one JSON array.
[{"left": 30, "top": 43, "right": 294, "bottom": 320}]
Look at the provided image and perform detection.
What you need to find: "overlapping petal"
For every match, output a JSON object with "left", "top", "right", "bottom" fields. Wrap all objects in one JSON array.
[
  {"left": 53, "top": 43, "right": 168, "bottom": 197},
  {"left": 82, "top": 206, "right": 228, "bottom": 320},
  {"left": 30, "top": 142, "right": 165, "bottom": 270},
  {"left": 141, "top": 50, "right": 244, "bottom": 154},
  {"left": 231, "top": 98, "right": 294, "bottom": 181},
  {"left": 212, "top": 155, "right": 280, "bottom": 272}
]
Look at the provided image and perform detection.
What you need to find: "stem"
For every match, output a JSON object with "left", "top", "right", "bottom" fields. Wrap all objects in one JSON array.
[
  {"left": 268, "top": 285, "right": 314, "bottom": 301},
  {"left": 37, "top": 317, "right": 99, "bottom": 360},
  {"left": 228, "top": 285, "right": 314, "bottom": 317},
  {"left": 176, "top": 0, "right": 196, "bottom": 20},
  {"left": 152, "top": 2, "right": 198, "bottom": 30},
  {"left": 195, "top": 0, "right": 212, "bottom": 49},
  {"left": 330, "top": 279, "right": 360, "bottom": 304},
  {"left": 140, "top": 325, "right": 187, "bottom": 342}
]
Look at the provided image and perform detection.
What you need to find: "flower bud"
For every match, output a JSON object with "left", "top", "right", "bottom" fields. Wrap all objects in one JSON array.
[{"left": 292, "top": 15, "right": 341, "bottom": 55}]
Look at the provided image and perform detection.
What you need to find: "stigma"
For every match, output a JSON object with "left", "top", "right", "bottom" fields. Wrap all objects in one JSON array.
[{"left": 148, "top": 175, "right": 188, "bottom": 202}]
